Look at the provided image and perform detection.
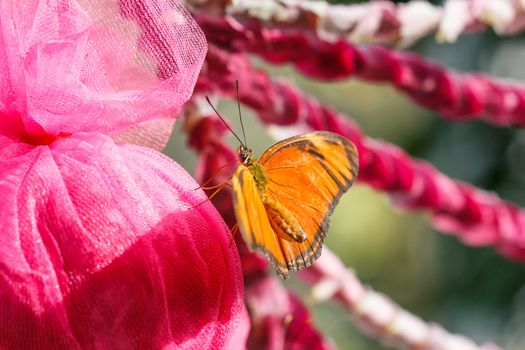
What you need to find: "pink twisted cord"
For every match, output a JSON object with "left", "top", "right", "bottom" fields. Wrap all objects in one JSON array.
[
  {"left": 187, "top": 0, "right": 525, "bottom": 46},
  {"left": 302, "top": 248, "right": 501, "bottom": 350},
  {"left": 196, "top": 15, "right": 525, "bottom": 127},
  {"left": 196, "top": 45, "right": 525, "bottom": 263}
]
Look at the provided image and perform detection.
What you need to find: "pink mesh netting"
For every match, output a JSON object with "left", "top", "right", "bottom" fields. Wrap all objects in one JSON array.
[
  {"left": 113, "top": 117, "right": 175, "bottom": 150},
  {"left": 0, "top": 0, "right": 206, "bottom": 137},
  {"left": 0, "top": 0, "right": 246, "bottom": 348}
]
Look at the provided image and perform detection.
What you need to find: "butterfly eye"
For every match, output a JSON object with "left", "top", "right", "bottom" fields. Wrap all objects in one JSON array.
[{"left": 238, "top": 146, "right": 251, "bottom": 163}]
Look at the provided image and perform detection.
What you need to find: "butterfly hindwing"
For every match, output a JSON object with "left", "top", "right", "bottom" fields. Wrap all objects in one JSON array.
[
  {"left": 258, "top": 131, "right": 358, "bottom": 272},
  {"left": 232, "top": 165, "right": 290, "bottom": 277}
]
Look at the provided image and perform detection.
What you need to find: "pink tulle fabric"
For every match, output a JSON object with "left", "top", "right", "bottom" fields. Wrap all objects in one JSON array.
[
  {"left": 0, "top": 0, "right": 245, "bottom": 348},
  {"left": 0, "top": 0, "right": 205, "bottom": 137}
]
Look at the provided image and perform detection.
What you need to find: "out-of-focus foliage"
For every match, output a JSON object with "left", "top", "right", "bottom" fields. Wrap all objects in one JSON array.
[{"left": 166, "top": 21, "right": 525, "bottom": 350}]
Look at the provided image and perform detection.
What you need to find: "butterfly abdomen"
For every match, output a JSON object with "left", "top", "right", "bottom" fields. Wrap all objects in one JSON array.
[{"left": 261, "top": 194, "right": 307, "bottom": 243}]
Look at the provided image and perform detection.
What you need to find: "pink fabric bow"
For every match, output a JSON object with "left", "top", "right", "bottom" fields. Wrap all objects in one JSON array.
[{"left": 0, "top": 0, "right": 245, "bottom": 348}]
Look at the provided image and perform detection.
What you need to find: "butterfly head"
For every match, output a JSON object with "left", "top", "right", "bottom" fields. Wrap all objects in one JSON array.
[{"left": 238, "top": 145, "right": 255, "bottom": 165}]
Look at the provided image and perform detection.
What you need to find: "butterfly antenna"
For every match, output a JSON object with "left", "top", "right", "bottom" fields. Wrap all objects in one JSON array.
[
  {"left": 236, "top": 80, "right": 248, "bottom": 147},
  {"left": 205, "top": 96, "right": 246, "bottom": 148}
]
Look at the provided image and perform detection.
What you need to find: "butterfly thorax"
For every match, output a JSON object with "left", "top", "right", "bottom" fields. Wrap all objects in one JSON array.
[{"left": 239, "top": 145, "right": 268, "bottom": 194}]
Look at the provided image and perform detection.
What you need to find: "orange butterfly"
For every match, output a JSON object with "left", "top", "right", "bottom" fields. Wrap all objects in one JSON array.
[
  {"left": 232, "top": 132, "right": 358, "bottom": 278},
  {"left": 206, "top": 96, "right": 358, "bottom": 279}
]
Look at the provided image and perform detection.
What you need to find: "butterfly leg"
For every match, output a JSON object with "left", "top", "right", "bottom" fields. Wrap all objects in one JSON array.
[
  {"left": 229, "top": 223, "right": 239, "bottom": 247},
  {"left": 191, "top": 181, "right": 232, "bottom": 209},
  {"left": 193, "top": 161, "right": 237, "bottom": 190}
]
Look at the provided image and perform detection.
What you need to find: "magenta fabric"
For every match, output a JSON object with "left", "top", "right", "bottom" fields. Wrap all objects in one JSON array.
[
  {"left": 0, "top": 0, "right": 245, "bottom": 348},
  {"left": 0, "top": 134, "right": 245, "bottom": 348}
]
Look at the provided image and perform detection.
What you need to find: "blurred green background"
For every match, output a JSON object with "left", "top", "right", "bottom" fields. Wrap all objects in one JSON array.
[{"left": 166, "top": 10, "right": 525, "bottom": 350}]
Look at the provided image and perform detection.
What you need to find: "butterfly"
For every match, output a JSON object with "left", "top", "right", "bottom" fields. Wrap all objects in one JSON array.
[
  {"left": 205, "top": 92, "right": 358, "bottom": 279},
  {"left": 232, "top": 131, "right": 358, "bottom": 278}
]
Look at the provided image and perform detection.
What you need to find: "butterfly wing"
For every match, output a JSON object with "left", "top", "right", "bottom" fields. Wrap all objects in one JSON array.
[
  {"left": 232, "top": 164, "right": 290, "bottom": 277},
  {"left": 258, "top": 131, "right": 358, "bottom": 271}
]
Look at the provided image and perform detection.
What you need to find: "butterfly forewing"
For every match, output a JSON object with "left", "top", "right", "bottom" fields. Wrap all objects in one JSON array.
[{"left": 258, "top": 131, "right": 358, "bottom": 272}]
